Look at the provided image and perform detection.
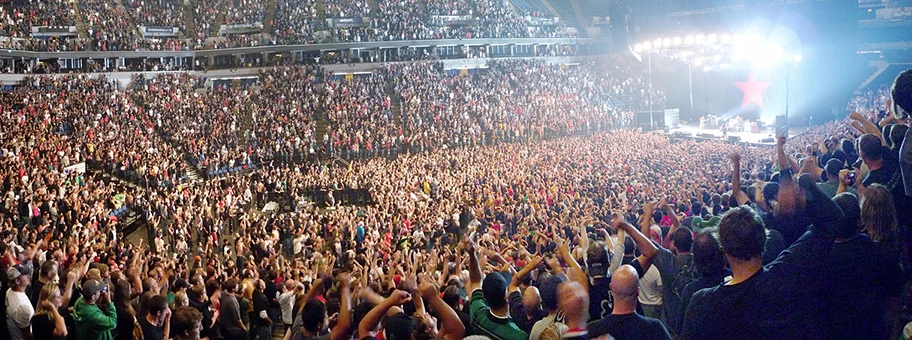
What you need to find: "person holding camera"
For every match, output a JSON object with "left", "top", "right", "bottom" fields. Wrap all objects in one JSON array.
[{"left": 73, "top": 279, "right": 118, "bottom": 340}]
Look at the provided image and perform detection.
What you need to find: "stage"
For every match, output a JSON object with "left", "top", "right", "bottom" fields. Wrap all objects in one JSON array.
[{"left": 666, "top": 124, "right": 781, "bottom": 146}]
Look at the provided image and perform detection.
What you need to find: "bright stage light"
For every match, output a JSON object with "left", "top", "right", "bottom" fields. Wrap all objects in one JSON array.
[
  {"left": 694, "top": 57, "right": 704, "bottom": 66},
  {"left": 673, "top": 37, "right": 682, "bottom": 46},
  {"left": 643, "top": 41, "right": 652, "bottom": 50},
  {"left": 720, "top": 34, "right": 730, "bottom": 44},
  {"left": 634, "top": 44, "right": 643, "bottom": 53},
  {"left": 685, "top": 36, "right": 695, "bottom": 45},
  {"left": 653, "top": 38, "right": 662, "bottom": 49},
  {"left": 708, "top": 34, "right": 718, "bottom": 44},
  {"left": 662, "top": 38, "right": 672, "bottom": 48},
  {"left": 794, "top": 54, "right": 802, "bottom": 63},
  {"left": 696, "top": 34, "right": 706, "bottom": 44}
]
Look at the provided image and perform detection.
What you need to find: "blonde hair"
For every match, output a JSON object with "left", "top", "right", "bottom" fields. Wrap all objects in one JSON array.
[
  {"left": 35, "top": 284, "right": 61, "bottom": 315},
  {"left": 172, "top": 291, "right": 189, "bottom": 309}
]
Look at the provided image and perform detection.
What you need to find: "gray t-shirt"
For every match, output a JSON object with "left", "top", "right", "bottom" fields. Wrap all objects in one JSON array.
[{"left": 220, "top": 294, "right": 244, "bottom": 333}]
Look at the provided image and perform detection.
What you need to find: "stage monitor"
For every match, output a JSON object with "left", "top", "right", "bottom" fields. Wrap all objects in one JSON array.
[{"left": 664, "top": 109, "right": 680, "bottom": 129}]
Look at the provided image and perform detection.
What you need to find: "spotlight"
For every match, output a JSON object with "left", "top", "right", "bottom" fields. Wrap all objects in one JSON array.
[
  {"left": 794, "top": 54, "right": 802, "bottom": 63},
  {"left": 673, "top": 37, "right": 682, "bottom": 46},
  {"left": 662, "top": 38, "right": 671, "bottom": 48},
  {"left": 694, "top": 57, "right": 704, "bottom": 66},
  {"left": 685, "top": 36, "right": 695, "bottom": 45},
  {"left": 720, "top": 34, "right": 730, "bottom": 44},
  {"left": 643, "top": 41, "right": 652, "bottom": 50},
  {"left": 708, "top": 34, "right": 718, "bottom": 44},
  {"left": 634, "top": 44, "right": 643, "bottom": 53},
  {"left": 696, "top": 34, "right": 706, "bottom": 44},
  {"left": 653, "top": 38, "right": 662, "bottom": 49}
]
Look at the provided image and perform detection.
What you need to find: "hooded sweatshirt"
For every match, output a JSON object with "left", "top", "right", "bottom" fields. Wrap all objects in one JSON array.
[{"left": 72, "top": 296, "right": 118, "bottom": 340}]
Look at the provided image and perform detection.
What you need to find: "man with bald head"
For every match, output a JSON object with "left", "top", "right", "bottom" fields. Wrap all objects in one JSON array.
[{"left": 588, "top": 265, "right": 671, "bottom": 340}]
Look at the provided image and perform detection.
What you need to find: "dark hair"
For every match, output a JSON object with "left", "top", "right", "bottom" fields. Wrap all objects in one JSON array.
[
  {"left": 300, "top": 299, "right": 327, "bottom": 332},
  {"left": 859, "top": 134, "right": 884, "bottom": 161},
  {"left": 692, "top": 229, "right": 726, "bottom": 276},
  {"left": 39, "top": 260, "right": 57, "bottom": 278},
  {"left": 171, "top": 306, "right": 203, "bottom": 339},
  {"left": 892, "top": 69, "right": 912, "bottom": 116},
  {"left": 718, "top": 206, "right": 766, "bottom": 261},
  {"left": 145, "top": 295, "right": 169, "bottom": 316},
  {"left": 113, "top": 279, "right": 135, "bottom": 317},
  {"left": 672, "top": 227, "right": 694, "bottom": 252},
  {"left": 222, "top": 278, "right": 238, "bottom": 293},
  {"left": 832, "top": 193, "right": 861, "bottom": 239}
]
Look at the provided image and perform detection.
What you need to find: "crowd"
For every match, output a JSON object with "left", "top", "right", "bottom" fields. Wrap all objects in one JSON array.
[
  {"left": 223, "top": 0, "right": 266, "bottom": 25},
  {"left": 0, "top": 57, "right": 909, "bottom": 340},
  {"left": 124, "top": 0, "right": 186, "bottom": 28},
  {"left": 323, "top": 0, "right": 370, "bottom": 19},
  {"left": 0, "top": 0, "right": 579, "bottom": 52}
]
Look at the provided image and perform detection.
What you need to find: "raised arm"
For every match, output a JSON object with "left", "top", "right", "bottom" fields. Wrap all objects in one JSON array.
[
  {"left": 419, "top": 282, "right": 466, "bottom": 340},
  {"left": 777, "top": 135, "right": 798, "bottom": 216},
  {"left": 731, "top": 152, "right": 750, "bottom": 205},
  {"left": 330, "top": 273, "right": 353, "bottom": 340},
  {"left": 357, "top": 290, "right": 411, "bottom": 338},
  {"left": 614, "top": 215, "right": 658, "bottom": 272},
  {"left": 465, "top": 235, "right": 482, "bottom": 294},
  {"left": 508, "top": 255, "right": 543, "bottom": 294}
]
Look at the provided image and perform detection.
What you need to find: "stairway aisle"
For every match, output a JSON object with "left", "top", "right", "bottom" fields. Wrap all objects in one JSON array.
[
  {"left": 212, "top": 0, "right": 229, "bottom": 37},
  {"left": 569, "top": 0, "right": 588, "bottom": 35},
  {"left": 263, "top": 0, "right": 278, "bottom": 32},
  {"left": 72, "top": 0, "right": 89, "bottom": 38}
]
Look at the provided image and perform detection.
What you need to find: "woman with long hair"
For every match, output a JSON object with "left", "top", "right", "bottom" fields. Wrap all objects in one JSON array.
[
  {"left": 114, "top": 279, "right": 139, "bottom": 340},
  {"left": 860, "top": 184, "right": 899, "bottom": 253},
  {"left": 31, "top": 284, "right": 67, "bottom": 340}
]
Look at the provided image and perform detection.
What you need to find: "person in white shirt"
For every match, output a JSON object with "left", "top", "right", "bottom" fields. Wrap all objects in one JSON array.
[
  {"left": 276, "top": 280, "right": 299, "bottom": 325},
  {"left": 638, "top": 265, "right": 663, "bottom": 320},
  {"left": 6, "top": 264, "right": 35, "bottom": 340}
]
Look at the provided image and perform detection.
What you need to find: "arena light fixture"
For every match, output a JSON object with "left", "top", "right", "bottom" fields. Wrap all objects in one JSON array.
[
  {"left": 695, "top": 34, "right": 706, "bottom": 44},
  {"left": 685, "top": 36, "right": 695, "bottom": 45},
  {"left": 673, "top": 37, "right": 682, "bottom": 46},
  {"left": 662, "top": 38, "right": 672, "bottom": 48},
  {"left": 708, "top": 34, "right": 718, "bottom": 44},
  {"left": 643, "top": 41, "right": 652, "bottom": 50},
  {"left": 634, "top": 44, "right": 643, "bottom": 52},
  {"left": 720, "top": 34, "right": 730, "bottom": 44},
  {"left": 653, "top": 38, "right": 662, "bottom": 49}
]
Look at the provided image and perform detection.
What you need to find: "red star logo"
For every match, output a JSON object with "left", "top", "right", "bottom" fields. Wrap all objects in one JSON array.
[{"left": 734, "top": 72, "right": 771, "bottom": 109}]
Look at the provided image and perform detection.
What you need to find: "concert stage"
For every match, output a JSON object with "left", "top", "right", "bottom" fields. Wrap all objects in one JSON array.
[{"left": 666, "top": 124, "right": 780, "bottom": 146}]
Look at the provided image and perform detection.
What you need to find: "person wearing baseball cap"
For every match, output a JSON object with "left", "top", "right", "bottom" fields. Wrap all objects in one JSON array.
[
  {"left": 72, "top": 279, "right": 117, "bottom": 340},
  {"left": 6, "top": 264, "right": 34, "bottom": 340}
]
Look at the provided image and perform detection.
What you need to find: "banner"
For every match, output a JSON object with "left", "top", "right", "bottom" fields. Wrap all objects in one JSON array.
[
  {"left": 327, "top": 17, "right": 370, "bottom": 28},
  {"left": 218, "top": 22, "right": 264, "bottom": 35},
  {"left": 141, "top": 26, "right": 179, "bottom": 37},
  {"left": 31, "top": 26, "right": 77, "bottom": 37},
  {"left": 429, "top": 15, "right": 474, "bottom": 26},
  {"left": 525, "top": 16, "right": 560, "bottom": 26},
  {"left": 63, "top": 162, "right": 86, "bottom": 175}
]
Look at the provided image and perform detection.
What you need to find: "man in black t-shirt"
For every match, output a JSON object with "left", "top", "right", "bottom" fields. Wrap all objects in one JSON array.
[
  {"left": 859, "top": 133, "right": 910, "bottom": 228},
  {"left": 252, "top": 279, "right": 273, "bottom": 340},
  {"left": 138, "top": 295, "right": 170, "bottom": 340},
  {"left": 587, "top": 219, "right": 656, "bottom": 322},
  {"left": 589, "top": 265, "right": 671, "bottom": 340}
]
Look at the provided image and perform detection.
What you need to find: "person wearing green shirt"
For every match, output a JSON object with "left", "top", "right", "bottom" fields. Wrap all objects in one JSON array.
[{"left": 72, "top": 279, "right": 118, "bottom": 340}]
